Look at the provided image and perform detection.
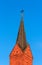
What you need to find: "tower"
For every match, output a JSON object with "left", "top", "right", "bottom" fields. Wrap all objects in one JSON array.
[{"left": 10, "top": 10, "right": 33, "bottom": 65}]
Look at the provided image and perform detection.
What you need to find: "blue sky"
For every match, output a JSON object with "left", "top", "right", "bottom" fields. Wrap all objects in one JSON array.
[{"left": 0, "top": 0, "right": 42, "bottom": 65}]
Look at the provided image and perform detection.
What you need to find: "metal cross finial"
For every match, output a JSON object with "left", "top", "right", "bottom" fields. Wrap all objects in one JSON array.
[
  {"left": 21, "top": 9, "right": 24, "bottom": 13},
  {"left": 21, "top": 9, "right": 24, "bottom": 19}
]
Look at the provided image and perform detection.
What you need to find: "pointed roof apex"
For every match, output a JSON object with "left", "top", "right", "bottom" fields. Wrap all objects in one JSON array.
[{"left": 16, "top": 11, "right": 27, "bottom": 50}]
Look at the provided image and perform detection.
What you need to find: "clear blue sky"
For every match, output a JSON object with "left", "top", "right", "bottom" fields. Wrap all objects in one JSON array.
[{"left": 0, "top": 0, "right": 42, "bottom": 65}]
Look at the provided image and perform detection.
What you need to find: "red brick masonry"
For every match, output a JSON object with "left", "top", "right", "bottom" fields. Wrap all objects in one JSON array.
[{"left": 10, "top": 43, "right": 33, "bottom": 65}]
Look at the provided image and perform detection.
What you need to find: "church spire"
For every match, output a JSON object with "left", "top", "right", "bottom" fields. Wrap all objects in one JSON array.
[{"left": 17, "top": 10, "right": 27, "bottom": 50}]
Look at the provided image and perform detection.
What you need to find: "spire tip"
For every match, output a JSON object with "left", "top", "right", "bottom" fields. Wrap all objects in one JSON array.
[{"left": 20, "top": 9, "right": 24, "bottom": 20}]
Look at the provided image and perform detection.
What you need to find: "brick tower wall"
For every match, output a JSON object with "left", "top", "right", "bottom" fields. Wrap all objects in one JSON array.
[{"left": 10, "top": 44, "right": 33, "bottom": 65}]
